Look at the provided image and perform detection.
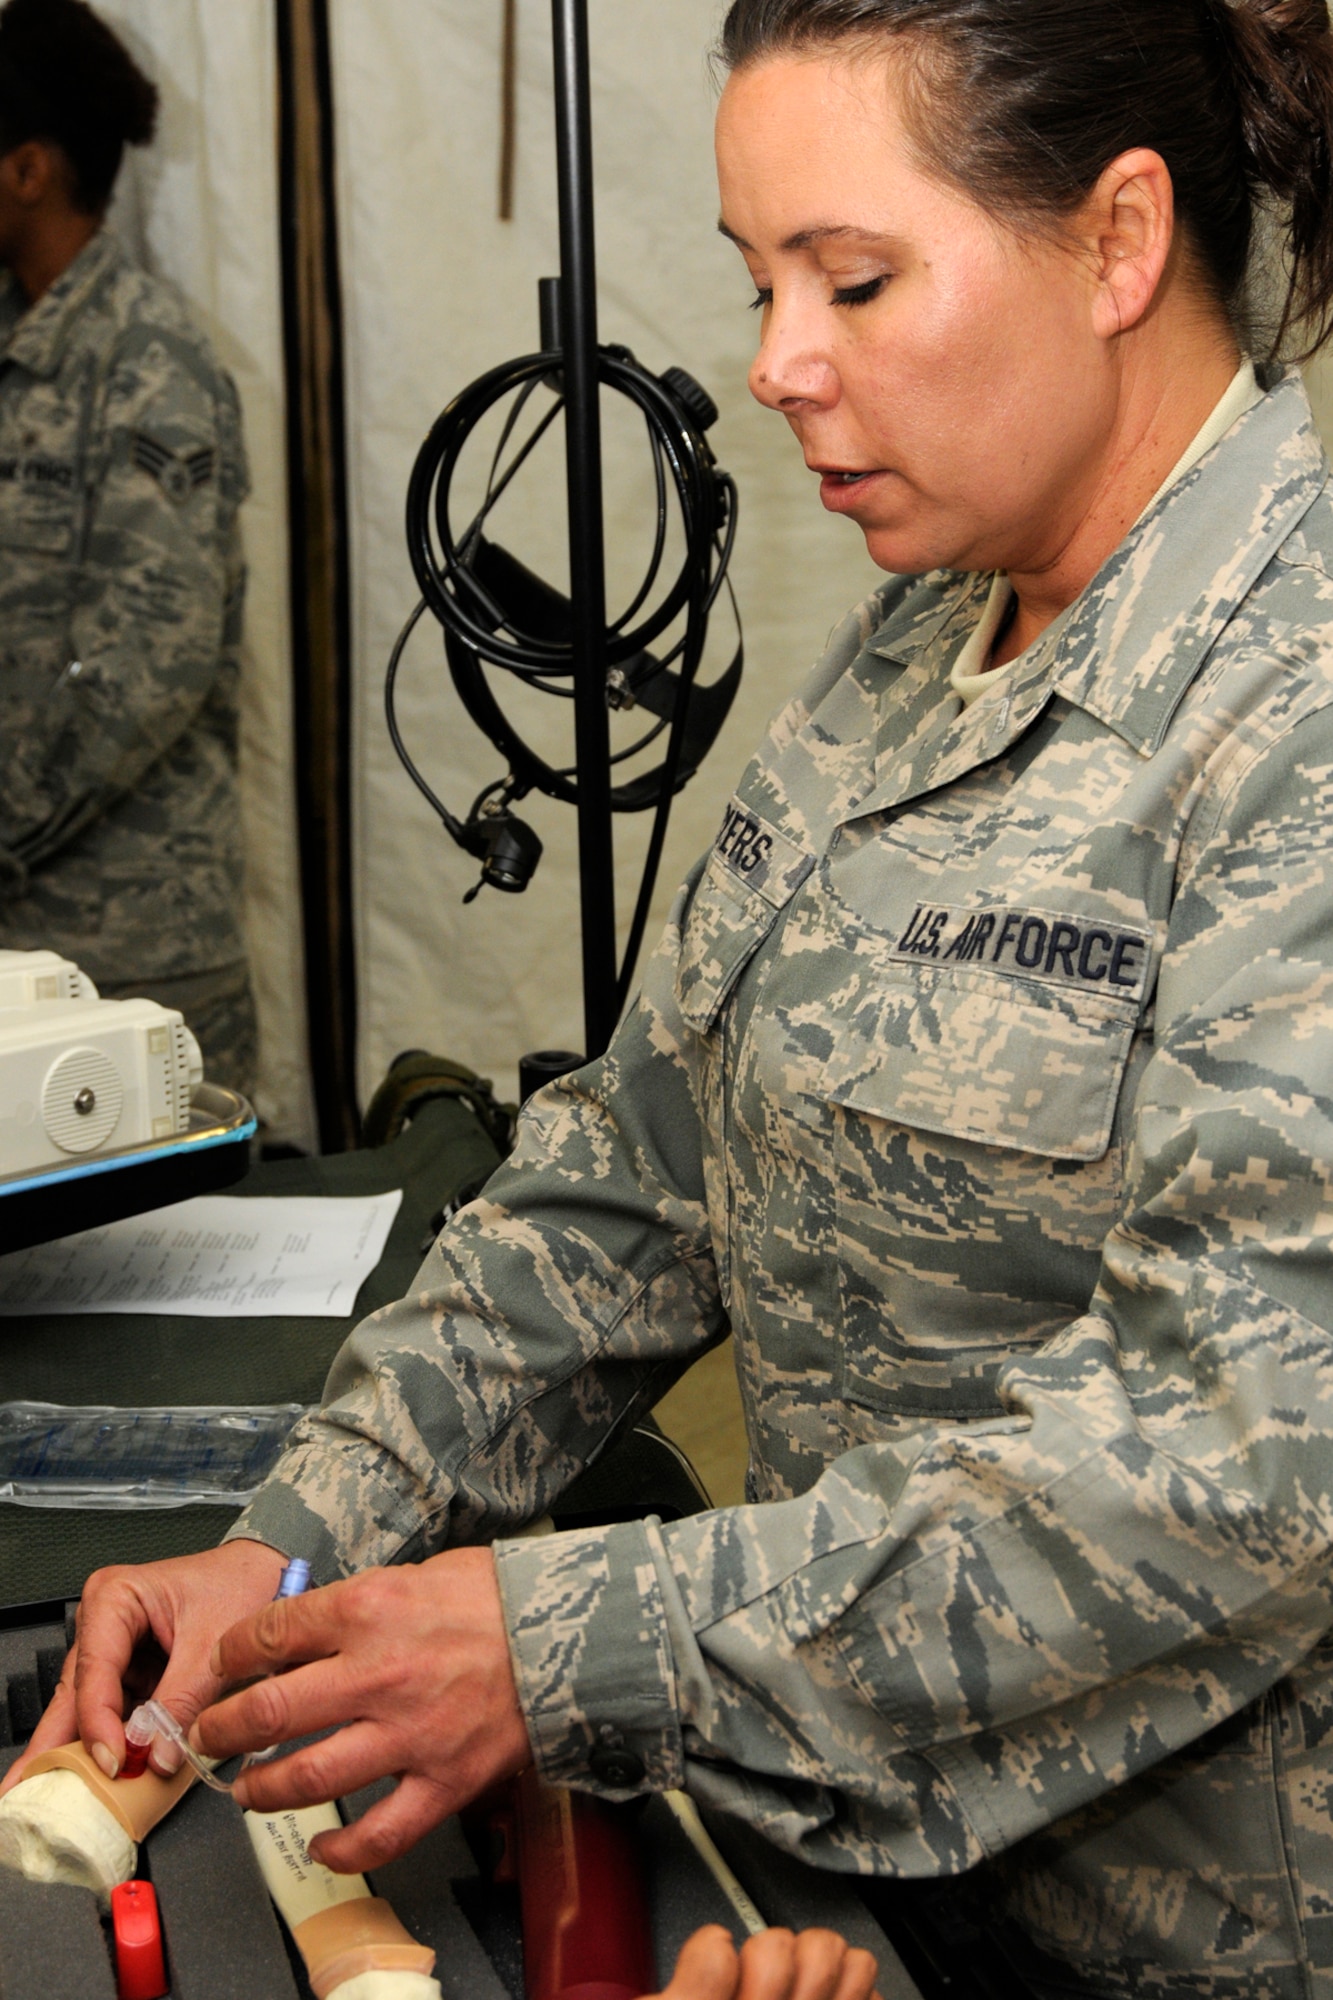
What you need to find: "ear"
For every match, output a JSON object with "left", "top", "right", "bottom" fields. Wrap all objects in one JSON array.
[
  {"left": 1082, "top": 148, "right": 1175, "bottom": 341},
  {"left": 0, "top": 139, "right": 60, "bottom": 209}
]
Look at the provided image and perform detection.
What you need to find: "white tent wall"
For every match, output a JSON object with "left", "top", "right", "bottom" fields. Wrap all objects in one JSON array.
[
  {"left": 331, "top": 1, "right": 877, "bottom": 1106},
  {"left": 98, "top": 0, "right": 316, "bottom": 1150}
]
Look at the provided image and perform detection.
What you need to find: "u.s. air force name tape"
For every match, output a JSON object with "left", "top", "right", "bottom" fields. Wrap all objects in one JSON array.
[{"left": 892, "top": 901, "right": 1153, "bottom": 998}]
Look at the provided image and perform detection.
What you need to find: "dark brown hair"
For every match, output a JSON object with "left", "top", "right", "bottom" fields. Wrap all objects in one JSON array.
[
  {"left": 718, "top": 0, "right": 1333, "bottom": 360},
  {"left": 0, "top": 0, "right": 158, "bottom": 214}
]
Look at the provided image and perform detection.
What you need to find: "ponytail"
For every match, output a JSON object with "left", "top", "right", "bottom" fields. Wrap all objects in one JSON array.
[
  {"left": 1211, "top": 0, "right": 1333, "bottom": 357},
  {"left": 718, "top": 0, "right": 1333, "bottom": 361}
]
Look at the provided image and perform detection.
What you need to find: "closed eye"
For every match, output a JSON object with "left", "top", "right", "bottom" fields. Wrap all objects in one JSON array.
[
  {"left": 748, "top": 287, "right": 772, "bottom": 312},
  {"left": 832, "top": 276, "right": 887, "bottom": 307}
]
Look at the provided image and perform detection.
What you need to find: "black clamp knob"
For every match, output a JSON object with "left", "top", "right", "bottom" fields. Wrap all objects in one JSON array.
[
  {"left": 588, "top": 1724, "right": 646, "bottom": 1789},
  {"left": 659, "top": 365, "right": 719, "bottom": 434}
]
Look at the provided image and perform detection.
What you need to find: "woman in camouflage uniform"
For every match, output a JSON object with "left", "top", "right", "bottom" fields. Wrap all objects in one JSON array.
[
  {"left": 0, "top": 0, "right": 254, "bottom": 1095},
  {"left": 22, "top": 2, "right": 1333, "bottom": 1997}
]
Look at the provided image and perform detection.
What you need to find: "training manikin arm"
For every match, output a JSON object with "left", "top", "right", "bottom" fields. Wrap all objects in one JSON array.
[{"left": 0, "top": 1741, "right": 193, "bottom": 1905}]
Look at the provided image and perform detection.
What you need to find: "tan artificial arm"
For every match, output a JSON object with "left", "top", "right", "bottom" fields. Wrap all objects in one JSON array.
[
  {"left": 0, "top": 1741, "right": 195, "bottom": 1905},
  {"left": 245, "top": 1801, "right": 440, "bottom": 2000}
]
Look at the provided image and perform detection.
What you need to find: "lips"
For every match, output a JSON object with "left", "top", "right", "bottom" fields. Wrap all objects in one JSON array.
[{"left": 816, "top": 465, "right": 885, "bottom": 513}]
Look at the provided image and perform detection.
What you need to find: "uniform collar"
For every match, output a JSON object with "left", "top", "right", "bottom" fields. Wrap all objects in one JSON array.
[
  {"left": 0, "top": 228, "right": 123, "bottom": 380},
  {"left": 1052, "top": 368, "right": 1326, "bottom": 752},
  {"left": 865, "top": 368, "right": 1328, "bottom": 760}
]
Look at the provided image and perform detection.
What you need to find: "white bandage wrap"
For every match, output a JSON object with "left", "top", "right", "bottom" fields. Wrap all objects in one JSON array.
[
  {"left": 327, "top": 1977, "right": 443, "bottom": 2000},
  {"left": 0, "top": 1769, "right": 136, "bottom": 1905}
]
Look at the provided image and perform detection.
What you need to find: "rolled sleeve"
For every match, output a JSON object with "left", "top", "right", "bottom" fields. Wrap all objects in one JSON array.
[
  {"left": 228, "top": 891, "right": 727, "bottom": 1583},
  {"left": 494, "top": 1518, "right": 685, "bottom": 1796}
]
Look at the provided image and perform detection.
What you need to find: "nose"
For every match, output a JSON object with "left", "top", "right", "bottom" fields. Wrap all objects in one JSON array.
[{"left": 748, "top": 307, "right": 838, "bottom": 415}]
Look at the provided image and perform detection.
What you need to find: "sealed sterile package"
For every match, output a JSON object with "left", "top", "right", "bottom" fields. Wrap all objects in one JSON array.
[{"left": 0, "top": 1402, "right": 308, "bottom": 1508}]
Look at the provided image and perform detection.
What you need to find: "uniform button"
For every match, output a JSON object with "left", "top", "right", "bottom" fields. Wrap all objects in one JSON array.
[
  {"left": 588, "top": 1726, "right": 645, "bottom": 1787},
  {"left": 589, "top": 1743, "right": 646, "bottom": 1787}
]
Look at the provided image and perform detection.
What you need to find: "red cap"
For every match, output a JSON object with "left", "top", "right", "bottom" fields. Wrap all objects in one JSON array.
[{"left": 111, "top": 1879, "right": 168, "bottom": 2000}]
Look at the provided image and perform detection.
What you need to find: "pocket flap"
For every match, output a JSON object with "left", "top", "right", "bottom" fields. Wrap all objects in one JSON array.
[
  {"left": 675, "top": 868, "right": 782, "bottom": 1033},
  {"left": 675, "top": 801, "right": 814, "bottom": 1034},
  {"left": 826, "top": 965, "right": 1136, "bottom": 1161},
  {"left": 0, "top": 459, "right": 76, "bottom": 554}
]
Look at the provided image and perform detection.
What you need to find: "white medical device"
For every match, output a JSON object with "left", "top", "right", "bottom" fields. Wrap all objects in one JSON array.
[
  {"left": 0, "top": 951, "right": 252, "bottom": 1255},
  {"left": 0, "top": 997, "right": 203, "bottom": 1176},
  {"left": 0, "top": 950, "right": 98, "bottom": 1008}
]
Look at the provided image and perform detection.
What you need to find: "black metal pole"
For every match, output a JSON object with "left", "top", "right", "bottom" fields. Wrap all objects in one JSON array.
[{"left": 551, "top": 0, "right": 618, "bottom": 1059}]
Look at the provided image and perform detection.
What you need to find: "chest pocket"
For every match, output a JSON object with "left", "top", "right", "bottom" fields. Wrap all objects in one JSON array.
[
  {"left": 826, "top": 959, "right": 1140, "bottom": 1164},
  {"left": 675, "top": 797, "right": 815, "bottom": 1034},
  {"left": 0, "top": 376, "right": 85, "bottom": 557},
  {"left": 819, "top": 898, "right": 1149, "bottom": 1420},
  {"left": 0, "top": 452, "right": 79, "bottom": 555}
]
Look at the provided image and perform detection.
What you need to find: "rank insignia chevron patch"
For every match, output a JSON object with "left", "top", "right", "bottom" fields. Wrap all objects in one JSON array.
[{"left": 132, "top": 433, "right": 216, "bottom": 503}]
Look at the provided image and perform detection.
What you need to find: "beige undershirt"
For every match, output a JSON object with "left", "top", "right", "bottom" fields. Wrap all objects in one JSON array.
[{"left": 949, "top": 361, "right": 1263, "bottom": 706}]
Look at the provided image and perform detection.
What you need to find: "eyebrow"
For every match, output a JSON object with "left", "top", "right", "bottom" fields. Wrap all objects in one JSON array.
[{"left": 717, "top": 220, "right": 894, "bottom": 252}]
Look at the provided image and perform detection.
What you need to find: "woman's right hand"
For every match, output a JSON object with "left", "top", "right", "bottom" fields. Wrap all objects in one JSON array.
[
  {"left": 648, "top": 1926, "right": 881, "bottom": 2000},
  {"left": 0, "top": 1537, "right": 286, "bottom": 1791}
]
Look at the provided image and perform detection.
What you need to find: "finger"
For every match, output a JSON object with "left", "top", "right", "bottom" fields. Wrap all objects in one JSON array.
[
  {"left": 140, "top": 1644, "right": 235, "bottom": 1776},
  {"left": 192, "top": 1654, "right": 371, "bottom": 1765},
  {"left": 831, "top": 1949, "right": 880, "bottom": 2000},
  {"left": 787, "top": 1932, "right": 856, "bottom": 2000},
  {"left": 305, "top": 1771, "right": 456, "bottom": 1876},
  {"left": 71, "top": 1578, "right": 169, "bottom": 1769},
  {"left": 658, "top": 1925, "right": 742, "bottom": 2000},
  {"left": 735, "top": 1928, "right": 799, "bottom": 2000},
  {"left": 229, "top": 1720, "right": 401, "bottom": 1818},
  {"left": 210, "top": 1588, "right": 342, "bottom": 1685}
]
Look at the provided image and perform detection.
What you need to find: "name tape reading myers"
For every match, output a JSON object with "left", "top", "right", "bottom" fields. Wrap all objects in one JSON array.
[{"left": 892, "top": 902, "right": 1153, "bottom": 998}]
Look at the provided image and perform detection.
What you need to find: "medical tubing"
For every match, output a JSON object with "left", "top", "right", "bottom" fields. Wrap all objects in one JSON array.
[
  {"left": 383, "top": 601, "right": 467, "bottom": 838},
  {"left": 614, "top": 569, "right": 709, "bottom": 1012}
]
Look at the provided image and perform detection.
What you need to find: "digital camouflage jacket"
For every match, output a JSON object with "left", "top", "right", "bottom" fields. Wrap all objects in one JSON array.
[
  {"left": 235, "top": 369, "right": 1333, "bottom": 1999},
  {"left": 0, "top": 229, "right": 249, "bottom": 985}
]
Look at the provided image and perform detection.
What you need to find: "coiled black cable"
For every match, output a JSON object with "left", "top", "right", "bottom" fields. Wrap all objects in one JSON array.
[{"left": 388, "top": 339, "right": 741, "bottom": 1010}]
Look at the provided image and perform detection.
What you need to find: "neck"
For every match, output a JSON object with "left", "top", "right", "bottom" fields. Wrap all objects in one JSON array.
[
  {"left": 7, "top": 210, "right": 101, "bottom": 305},
  {"left": 993, "top": 316, "right": 1243, "bottom": 669}
]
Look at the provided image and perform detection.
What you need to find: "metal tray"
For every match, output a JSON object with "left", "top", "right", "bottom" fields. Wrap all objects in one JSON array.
[{"left": 0, "top": 1086, "right": 256, "bottom": 1254}]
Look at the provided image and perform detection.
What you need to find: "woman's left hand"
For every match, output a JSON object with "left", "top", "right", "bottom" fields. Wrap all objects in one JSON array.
[{"left": 191, "top": 1547, "right": 531, "bottom": 1872}]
